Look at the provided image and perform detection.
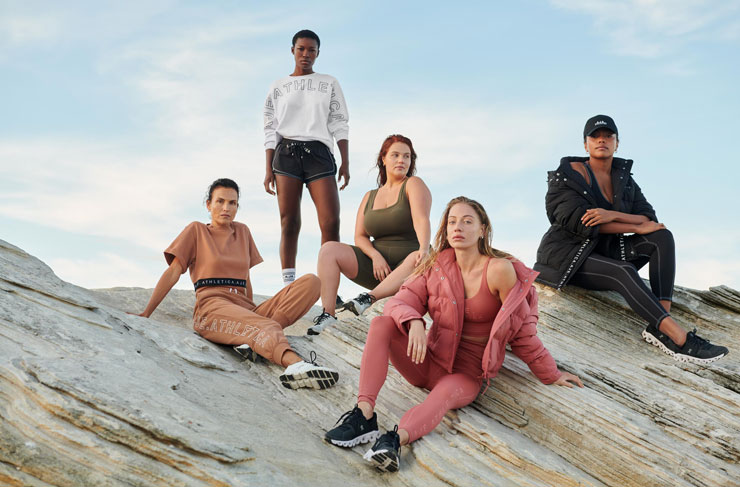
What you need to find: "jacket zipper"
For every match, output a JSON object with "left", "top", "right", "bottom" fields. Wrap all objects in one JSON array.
[{"left": 557, "top": 238, "right": 590, "bottom": 290}]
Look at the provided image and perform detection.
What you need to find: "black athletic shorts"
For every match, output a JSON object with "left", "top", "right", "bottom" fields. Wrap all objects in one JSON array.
[{"left": 272, "top": 138, "right": 337, "bottom": 183}]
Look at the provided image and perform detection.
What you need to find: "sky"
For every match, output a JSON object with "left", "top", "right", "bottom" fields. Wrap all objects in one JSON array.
[{"left": 1, "top": 0, "right": 739, "bottom": 302}]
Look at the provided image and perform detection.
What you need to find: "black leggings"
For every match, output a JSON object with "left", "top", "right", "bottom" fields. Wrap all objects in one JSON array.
[{"left": 570, "top": 229, "right": 675, "bottom": 327}]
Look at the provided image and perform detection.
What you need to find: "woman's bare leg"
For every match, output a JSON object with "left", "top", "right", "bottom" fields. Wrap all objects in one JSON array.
[
  {"left": 317, "top": 241, "right": 359, "bottom": 315},
  {"left": 369, "top": 251, "right": 419, "bottom": 300},
  {"left": 276, "top": 175, "right": 304, "bottom": 269},
  {"left": 306, "top": 176, "right": 340, "bottom": 244}
]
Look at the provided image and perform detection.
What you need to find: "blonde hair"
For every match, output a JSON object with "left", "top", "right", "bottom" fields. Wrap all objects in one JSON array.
[{"left": 413, "top": 196, "right": 514, "bottom": 277}]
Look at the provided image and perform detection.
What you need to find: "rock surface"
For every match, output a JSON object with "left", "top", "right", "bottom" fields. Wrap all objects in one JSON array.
[{"left": 0, "top": 239, "right": 738, "bottom": 487}]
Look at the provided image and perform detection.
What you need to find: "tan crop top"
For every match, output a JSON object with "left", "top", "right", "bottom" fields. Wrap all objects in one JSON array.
[{"left": 164, "top": 221, "right": 263, "bottom": 296}]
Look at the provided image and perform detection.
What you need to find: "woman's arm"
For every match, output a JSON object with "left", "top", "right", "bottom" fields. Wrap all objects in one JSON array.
[
  {"left": 137, "top": 257, "right": 185, "bottom": 318},
  {"left": 336, "top": 139, "right": 350, "bottom": 190},
  {"left": 354, "top": 190, "right": 391, "bottom": 281},
  {"left": 406, "top": 177, "right": 432, "bottom": 266},
  {"left": 264, "top": 149, "right": 276, "bottom": 195},
  {"left": 487, "top": 258, "right": 517, "bottom": 302}
]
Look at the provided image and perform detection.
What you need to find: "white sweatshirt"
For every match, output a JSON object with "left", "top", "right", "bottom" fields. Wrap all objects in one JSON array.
[{"left": 263, "top": 73, "right": 349, "bottom": 154}]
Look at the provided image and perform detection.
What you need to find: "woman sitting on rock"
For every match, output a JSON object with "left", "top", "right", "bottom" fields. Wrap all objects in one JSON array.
[
  {"left": 136, "top": 178, "right": 339, "bottom": 390},
  {"left": 533, "top": 114, "right": 728, "bottom": 364},
  {"left": 307, "top": 134, "right": 432, "bottom": 335},
  {"left": 324, "top": 196, "right": 581, "bottom": 472}
]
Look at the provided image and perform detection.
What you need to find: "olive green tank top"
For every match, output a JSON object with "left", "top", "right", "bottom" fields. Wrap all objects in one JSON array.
[{"left": 363, "top": 179, "right": 418, "bottom": 243}]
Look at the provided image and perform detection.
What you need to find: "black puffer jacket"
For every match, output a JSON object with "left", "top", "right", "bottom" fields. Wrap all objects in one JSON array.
[{"left": 533, "top": 156, "right": 657, "bottom": 289}]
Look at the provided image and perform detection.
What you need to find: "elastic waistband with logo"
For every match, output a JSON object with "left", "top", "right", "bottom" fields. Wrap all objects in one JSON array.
[{"left": 194, "top": 278, "right": 247, "bottom": 290}]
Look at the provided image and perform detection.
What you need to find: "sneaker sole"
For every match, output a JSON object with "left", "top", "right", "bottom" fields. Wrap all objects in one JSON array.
[
  {"left": 279, "top": 368, "right": 339, "bottom": 390},
  {"left": 642, "top": 330, "right": 728, "bottom": 365},
  {"left": 672, "top": 351, "right": 728, "bottom": 365},
  {"left": 642, "top": 329, "right": 676, "bottom": 358},
  {"left": 327, "top": 430, "right": 381, "bottom": 448},
  {"left": 363, "top": 448, "right": 399, "bottom": 473}
]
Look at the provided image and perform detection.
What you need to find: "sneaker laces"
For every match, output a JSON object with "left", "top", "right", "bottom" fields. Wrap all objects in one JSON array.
[
  {"left": 312, "top": 310, "right": 333, "bottom": 325},
  {"left": 356, "top": 293, "right": 376, "bottom": 306},
  {"left": 685, "top": 329, "right": 710, "bottom": 348},
  {"left": 333, "top": 407, "right": 360, "bottom": 426},
  {"left": 307, "top": 350, "right": 318, "bottom": 365}
]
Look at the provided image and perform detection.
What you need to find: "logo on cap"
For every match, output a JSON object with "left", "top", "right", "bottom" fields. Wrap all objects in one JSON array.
[{"left": 595, "top": 120, "right": 606, "bottom": 126}]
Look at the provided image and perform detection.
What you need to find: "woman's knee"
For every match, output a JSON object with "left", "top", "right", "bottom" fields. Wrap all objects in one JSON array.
[
  {"left": 652, "top": 228, "right": 675, "bottom": 248},
  {"left": 295, "top": 273, "right": 321, "bottom": 296},
  {"left": 280, "top": 213, "right": 301, "bottom": 235},
  {"left": 318, "top": 214, "right": 340, "bottom": 236},
  {"left": 368, "top": 316, "right": 397, "bottom": 340},
  {"left": 318, "top": 241, "right": 344, "bottom": 261}
]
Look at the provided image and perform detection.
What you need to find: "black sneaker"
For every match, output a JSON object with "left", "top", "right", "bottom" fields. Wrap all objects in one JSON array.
[
  {"left": 233, "top": 343, "right": 260, "bottom": 362},
  {"left": 325, "top": 406, "right": 381, "bottom": 447},
  {"left": 674, "top": 329, "right": 728, "bottom": 365},
  {"left": 339, "top": 293, "right": 376, "bottom": 316},
  {"left": 643, "top": 324, "right": 728, "bottom": 365},
  {"left": 642, "top": 323, "right": 678, "bottom": 357},
  {"left": 363, "top": 425, "right": 400, "bottom": 473}
]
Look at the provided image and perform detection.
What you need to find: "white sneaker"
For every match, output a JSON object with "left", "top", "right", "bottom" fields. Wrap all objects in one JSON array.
[
  {"left": 338, "top": 293, "right": 376, "bottom": 316},
  {"left": 306, "top": 310, "right": 338, "bottom": 336},
  {"left": 279, "top": 351, "right": 339, "bottom": 390}
]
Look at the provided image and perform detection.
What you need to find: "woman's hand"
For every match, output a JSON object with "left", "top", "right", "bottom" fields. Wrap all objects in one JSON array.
[
  {"left": 553, "top": 371, "right": 583, "bottom": 388},
  {"left": 407, "top": 320, "right": 427, "bottom": 364},
  {"left": 634, "top": 220, "right": 666, "bottom": 234},
  {"left": 414, "top": 249, "right": 429, "bottom": 268},
  {"left": 264, "top": 169, "right": 276, "bottom": 195},
  {"left": 372, "top": 254, "right": 391, "bottom": 282},
  {"left": 581, "top": 208, "right": 616, "bottom": 227},
  {"left": 337, "top": 162, "right": 350, "bottom": 190}
]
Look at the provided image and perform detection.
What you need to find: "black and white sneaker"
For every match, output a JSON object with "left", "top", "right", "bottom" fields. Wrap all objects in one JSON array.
[
  {"left": 325, "top": 406, "right": 381, "bottom": 447},
  {"left": 642, "top": 324, "right": 728, "bottom": 364},
  {"left": 233, "top": 343, "right": 259, "bottom": 362},
  {"left": 279, "top": 351, "right": 339, "bottom": 390},
  {"left": 339, "top": 292, "right": 376, "bottom": 316},
  {"left": 306, "top": 310, "right": 338, "bottom": 336},
  {"left": 674, "top": 329, "right": 728, "bottom": 364},
  {"left": 363, "top": 425, "right": 400, "bottom": 473}
]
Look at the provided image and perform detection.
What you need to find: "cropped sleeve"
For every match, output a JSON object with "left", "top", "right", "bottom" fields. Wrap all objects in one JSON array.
[
  {"left": 244, "top": 225, "right": 263, "bottom": 269},
  {"left": 327, "top": 79, "right": 349, "bottom": 141},
  {"left": 164, "top": 223, "right": 197, "bottom": 273}
]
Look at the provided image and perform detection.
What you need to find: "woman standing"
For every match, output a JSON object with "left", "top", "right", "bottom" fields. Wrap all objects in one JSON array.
[
  {"left": 324, "top": 197, "right": 581, "bottom": 472},
  {"left": 534, "top": 115, "right": 728, "bottom": 364},
  {"left": 308, "top": 134, "right": 432, "bottom": 334},
  {"left": 136, "top": 178, "right": 339, "bottom": 390},
  {"left": 263, "top": 29, "right": 350, "bottom": 286}
]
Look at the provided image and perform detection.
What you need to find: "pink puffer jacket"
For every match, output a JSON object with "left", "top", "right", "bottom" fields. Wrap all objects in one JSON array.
[{"left": 384, "top": 248, "right": 561, "bottom": 384}]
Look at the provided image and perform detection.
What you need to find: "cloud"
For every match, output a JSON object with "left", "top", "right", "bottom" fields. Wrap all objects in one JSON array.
[{"left": 550, "top": 0, "right": 740, "bottom": 58}]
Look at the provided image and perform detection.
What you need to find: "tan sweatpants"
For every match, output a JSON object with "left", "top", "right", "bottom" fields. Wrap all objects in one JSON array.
[{"left": 192, "top": 274, "right": 320, "bottom": 365}]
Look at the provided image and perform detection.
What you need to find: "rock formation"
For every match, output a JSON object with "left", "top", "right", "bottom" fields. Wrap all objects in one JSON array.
[{"left": 0, "top": 239, "right": 738, "bottom": 486}]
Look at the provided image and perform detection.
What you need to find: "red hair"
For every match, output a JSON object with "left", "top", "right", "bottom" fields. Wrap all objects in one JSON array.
[{"left": 375, "top": 134, "right": 417, "bottom": 187}]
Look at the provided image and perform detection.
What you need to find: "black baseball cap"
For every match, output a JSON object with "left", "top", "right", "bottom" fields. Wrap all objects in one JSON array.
[{"left": 584, "top": 115, "right": 618, "bottom": 138}]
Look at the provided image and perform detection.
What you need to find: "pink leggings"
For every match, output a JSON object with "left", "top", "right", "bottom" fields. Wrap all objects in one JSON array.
[{"left": 358, "top": 316, "right": 482, "bottom": 443}]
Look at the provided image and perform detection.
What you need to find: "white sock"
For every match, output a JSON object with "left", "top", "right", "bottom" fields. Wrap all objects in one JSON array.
[{"left": 282, "top": 268, "right": 296, "bottom": 286}]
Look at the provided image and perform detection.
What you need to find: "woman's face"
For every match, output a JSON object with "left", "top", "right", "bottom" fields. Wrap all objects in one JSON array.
[
  {"left": 446, "top": 203, "right": 484, "bottom": 251},
  {"left": 292, "top": 37, "right": 319, "bottom": 72},
  {"left": 381, "top": 142, "right": 412, "bottom": 182},
  {"left": 207, "top": 187, "right": 239, "bottom": 226},
  {"left": 585, "top": 128, "right": 618, "bottom": 158}
]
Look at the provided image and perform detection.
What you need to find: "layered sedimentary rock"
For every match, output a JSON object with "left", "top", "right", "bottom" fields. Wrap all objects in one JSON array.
[{"left": 0, "top": 239, "right": 737, "bottom": 486}]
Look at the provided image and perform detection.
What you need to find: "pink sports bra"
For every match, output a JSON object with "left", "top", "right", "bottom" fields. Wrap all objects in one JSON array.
[{"left": 462, "top": 259, "right": 502, "bottom": 339}]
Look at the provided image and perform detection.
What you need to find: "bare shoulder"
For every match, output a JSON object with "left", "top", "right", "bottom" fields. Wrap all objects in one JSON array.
[
  {"left": 405, "top": 176, "right": 430, "bottom": 196},
  {"left": 487, "top": 258, "right": 516, "bottom": 290}
]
